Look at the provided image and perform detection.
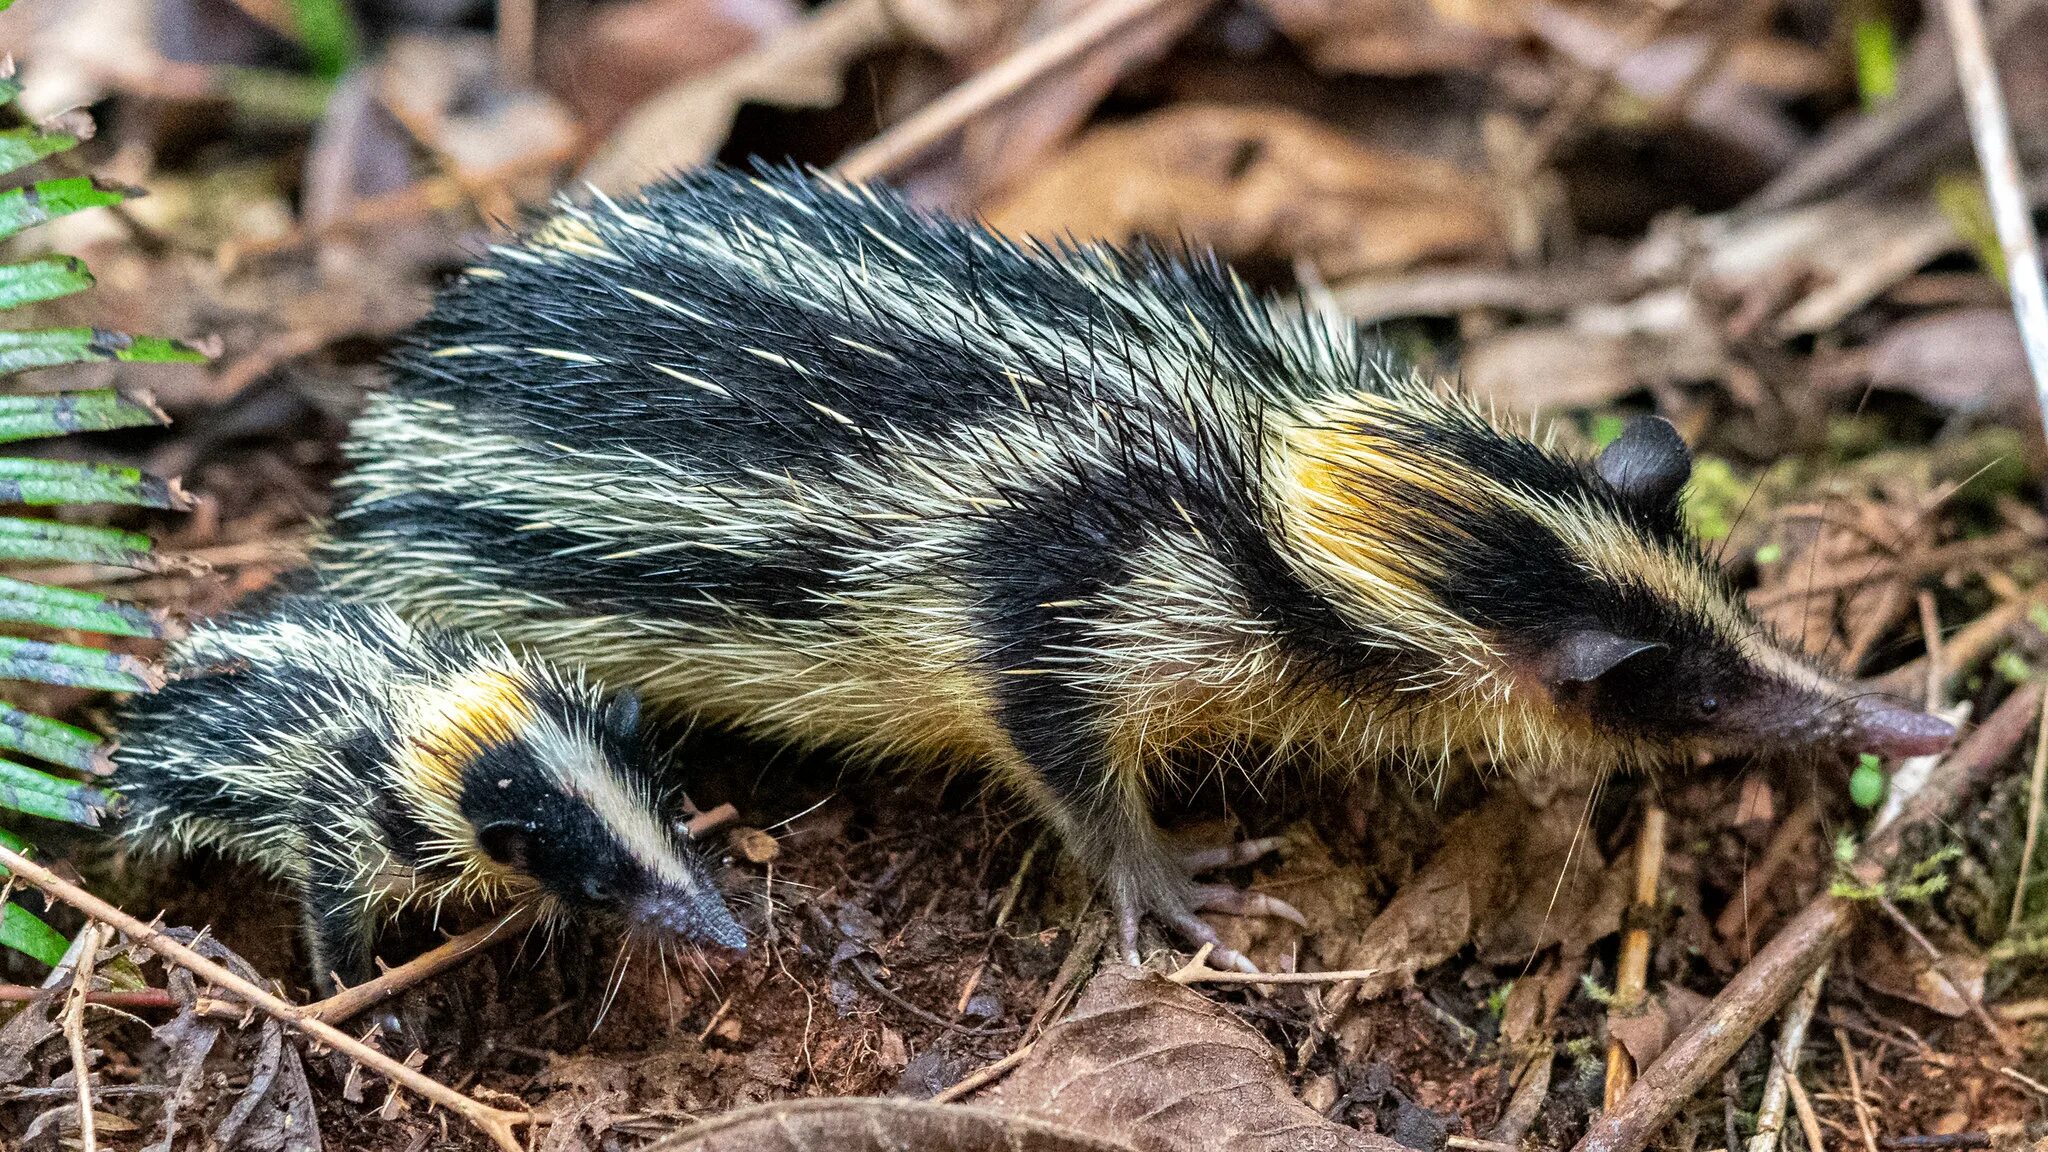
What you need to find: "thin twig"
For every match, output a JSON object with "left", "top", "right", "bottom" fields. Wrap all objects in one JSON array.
[
  {"left": 2012, "top": 709, "right": 2048, "bottom": 935},
  {"left": 0, "top": 984, "right": 178, "bottom": 1009},
  {"left": 1167, "top": 944, "right": 1380, "bottom": 985},
  {"left": 1446, "top": 1137, "right": 1521, "bottom": 1152},
  {"left": 1994, "top": 996, "right": 2048, "bottom": 1021},
  {"left": 1918, "top": 592, "right": 1946, "bottom": 710},
  {"left": 1936, "top": 0, "right": 2048, "bottom": 414},
  {"left": 683, "top": 804, "right": 741, "bottom": 840},
  {"left": 1491, "top": 1041, "right": 1556, "bottom": 1146},
  {"left": 1605, "top": 806, "right": 1668, "bottom": 1108},
  {"left": 216, "top": 141, "right": 578, "bottom": 271},
  {"left": 695, "top": 995, "right": 736, "bottom": 1043},
  {"left": 1748, "top": 533, "right": 2040, "bottom": 607},
  {"left": 1999, "top": 1065, "right": 2048, "bottom": 1098},
  {"left": 847, "top": 955, "right": 1021, "bottom": 1035},
  {"left": 0, "top": 844, "right": 531, "bottom": 1152},
  {"left": 1872, "top": 582, "right": 2048, "bottom": 700},
  {"left": 1786, "top": 1069, "right": 1827, "bottom": 1152},
  {"left": 1717, "top": 800, "right": 1820, "bottom": 951},
  {"left": 1835, "top": 1027, "right": 1882, "bottom": 1152},
  {"left": 305, "top": 906, "right": 539, "bottom": 1026},
  {"left": 832, "top": 0, "right": 1195, "bottom": 183},
  {"left": 1724, "top": 1067, "right": 1743, "bottom": 1152},
  {"left": 61, "top": 922, "right": 107, "bottom": 1152},
  {"left": 930, "top": 1041, "right": 1037, "bottom": 1104},
  {"left": 1747, "top": 963, "right": 1829, "bottom": 1152}
]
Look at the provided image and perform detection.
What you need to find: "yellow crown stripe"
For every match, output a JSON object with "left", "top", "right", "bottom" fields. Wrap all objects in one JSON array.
[{"left": 394, "top": 669, "right": 539, "bottom": 799}]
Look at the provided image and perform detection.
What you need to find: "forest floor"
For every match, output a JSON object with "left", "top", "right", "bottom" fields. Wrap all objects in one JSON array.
[{"left": 0, "top": 0, "right": 2046, "bottom": 1148}]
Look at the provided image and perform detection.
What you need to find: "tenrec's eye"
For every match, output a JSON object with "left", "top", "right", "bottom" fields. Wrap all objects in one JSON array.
[{"left": 1697, "top": 696, "right": 1721, "bottom": 718}]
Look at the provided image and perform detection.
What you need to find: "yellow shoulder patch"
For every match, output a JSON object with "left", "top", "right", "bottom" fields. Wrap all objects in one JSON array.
[{"left": 1274, "top": 400, "right": 1463, "bottom": 602}]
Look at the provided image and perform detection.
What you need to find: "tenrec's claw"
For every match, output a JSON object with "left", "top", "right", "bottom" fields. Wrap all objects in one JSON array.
[
  {"left": 1178, "top": 836, "right": 1288, "bottom": 874},
  {"left": 1193, "top": 884, "right": 1308, "bottom": 928}
]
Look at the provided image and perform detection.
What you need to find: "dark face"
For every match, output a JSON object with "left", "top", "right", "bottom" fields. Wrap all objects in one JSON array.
[
  {"left": 1543, "top": 633, "right": 1812, "bottom": 757},
  {"left": 1543, "top": 632, "right": 1952, "bottom": 761},
  {"left": 459, "top": 689, "right": 747, "bottom": 950}
]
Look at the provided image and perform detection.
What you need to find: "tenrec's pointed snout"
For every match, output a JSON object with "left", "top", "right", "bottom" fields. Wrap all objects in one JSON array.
[
  {"left": 638, "top": 887, "right": 749, "bottom": 952},
  {"left": 1847, "top": 695, "right": 1956, "bottom": 758}
]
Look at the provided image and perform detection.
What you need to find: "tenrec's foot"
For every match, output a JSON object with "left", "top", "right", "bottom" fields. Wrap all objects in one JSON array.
[{"left": 1112, "top": 836, "right": 1304, "bottom": 973}]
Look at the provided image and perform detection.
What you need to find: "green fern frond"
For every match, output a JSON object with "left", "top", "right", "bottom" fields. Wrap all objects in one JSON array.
[{"left": 0, "top": 48, "right": 199, "bottom": 967}]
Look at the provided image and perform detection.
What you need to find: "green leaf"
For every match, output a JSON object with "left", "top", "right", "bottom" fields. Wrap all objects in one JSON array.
[
  {"left": 1852, "top": 14, "right": 1898, "bottom": 109},
  {"left": 0, "top": 703, "right": 108, "bottom": 774},
  {"left": 0, "top": 901, "right": 67, "bottom": 966},
  {"left": 0, "top": 255, "right": 94, "bottom": 311},
  {"left": 0, "top": 327, "right": 208, "bottom": 374},
  {"left": 0, "top": 457, "right": 189, "bottom": 509},
  {"left": 1590, "top": 413, "right": 1627, "bottom": 449},
  {"left": 0, "top": 574, "right": 162, "bottom": 638},
  {"left": 1935, "top": 173, "right": 2008, "bottom": 285},
  {"left": 0, "top": 636, "right": 160, "bottom": 693},
  {"left": 287, "top": 0, "right": 361, "bottom": 80},
  {"left": 1849, "top": 755, "right": 1885, "bottom": 808},
  {"left": 0, "top": 389, "right": 166, "bottom": 443},
  {"left": 0, "top": 757, "right": 109, "bottom": 826},
  {"left": 0, "top": 826, "right": 28, "bottom": 855},
  {"left": 0, "top": 125, "right": 80, "bottom": 179},
  {"left": 1682, "top": 457, "right": 1749, "bottom": 542},
  {"left": 0, "top": 517, "right": 154, "bottom": 568},
  {"left": 0, "top": 177, "right": 128, "bottom": 244},
  {"left": 217, "top": 67, "right": 336, "bottom": 126}
]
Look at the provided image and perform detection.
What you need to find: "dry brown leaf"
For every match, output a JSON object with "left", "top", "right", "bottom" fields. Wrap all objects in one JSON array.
[
  {"left": 301, "top": 67, "right": 420, "bottom": 230},
  {"left": 1521, "top": 5, "right": 1810, "bottom": 166},
  {"left": 0, "top": 0, "right": 153, "bottom": 116},
  {"left": 580, "top": 0, "right": 896, "bottom": 194},
  {"left": 1201, "top": 823, "right": 1376, "bottom": 972},
  {"left": 1852, "top": 925, "right": 1987, "bottom": 1019},
  {"left": 378, "top": 34, "right": 581, "bottom": 183},
  {"left": 646, "top": 1097, "right": 1134, "bottom": 1151},
  {"left": 1462, "top": 329, "right": 1641, "bottom": 413},
  {"left": 985, "top": 103, "right": 1500, "bottom": 279},
  {"left": 543, "top": 0, "right": 802, "bottom": 137},
  {"left": 1250, "top": 0, "right": 1510, "bottom": 74},
  {"left": 991, "top": 967, "right": 1408, "bottom": 1152},
  {"left": 1460, "top": 289, "right": 1728, "bottom": 413},
  {"left": 1606, "top": 984, "right": 1709, "bottom": 1070},
  {"left": 1859, "top": 307, "right": 2035, "bottom": 418},
  {"left": 0, "top": 990, "right": 61, "bottom": 1085},
  {"left": 1324, "top": 786, "right": 1628, "bottom": 1007}
]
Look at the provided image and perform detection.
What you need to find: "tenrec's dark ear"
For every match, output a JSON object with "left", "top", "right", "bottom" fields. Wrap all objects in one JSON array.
[
  {"left": 1544, "top": 630, "right": 1668, "bottom": 686},
  {"left": 603, "top": 688, "right": 642, "bottom": 740},
  {"left": 477, "top": 820, "right": 533, "bottom": 870},
  {"left": 1597, "top": 415, "right": 1692, "bottom": 507}
]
